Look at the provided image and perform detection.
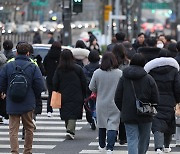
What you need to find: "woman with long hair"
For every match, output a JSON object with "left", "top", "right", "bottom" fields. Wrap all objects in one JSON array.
[{"left": 52, "top": 49, "right": 86, "bottom": 140}]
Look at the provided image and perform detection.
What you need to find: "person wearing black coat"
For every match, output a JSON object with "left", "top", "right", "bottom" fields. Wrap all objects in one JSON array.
[
  {"left": 33, "top": 32, "right": 42, "bottom": 44},
  {"left": 43, "top": 41, "right": 61, "bottom": 117},
  {"left": 53, "top": 49, "right": 86, "bottom": 140},
  {"left": 115, "top": 53, "right": 159, "bottom": 154},
  {"left": 144, "top": 49, "right": 180, "bottom": 153},
  {"left": 132, "top": 33, "right": 146, "bottom": 52}
]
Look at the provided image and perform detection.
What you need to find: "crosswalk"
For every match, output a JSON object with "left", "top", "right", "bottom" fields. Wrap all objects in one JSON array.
[
  {"left": 0, "top": 102, "right": 88, "bottom": 154},
  {"left": 79, "top": 135, "right": 180, "bottom": 154}
]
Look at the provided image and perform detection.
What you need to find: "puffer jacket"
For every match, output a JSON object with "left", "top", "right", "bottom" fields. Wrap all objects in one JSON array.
[{"left": 115, "top": 65, "right": 159, "bottom": 123}]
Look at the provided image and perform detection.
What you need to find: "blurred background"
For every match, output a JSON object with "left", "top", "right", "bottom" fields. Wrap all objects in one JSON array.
[{"left": 0, "top": 0, "right": 180, "bottom": 50}]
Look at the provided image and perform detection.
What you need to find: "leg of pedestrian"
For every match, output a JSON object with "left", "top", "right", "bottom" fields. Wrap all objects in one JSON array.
[
  {"left": 154, "top": 131, "right": 164, "bottom": 152},
  {"left": 98, "top": 128, "right": 106, "bottom": 151},
  {"left": 106, "top": 130, "right": 117, "bottom": 152},
  {"left": 66, "top": 119, "right": 76, "bottom": 140}
]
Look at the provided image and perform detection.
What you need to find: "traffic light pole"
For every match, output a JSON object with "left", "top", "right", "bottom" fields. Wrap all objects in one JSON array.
[{"left": 62, "top": 0, "right": 72, "bottom": 46}]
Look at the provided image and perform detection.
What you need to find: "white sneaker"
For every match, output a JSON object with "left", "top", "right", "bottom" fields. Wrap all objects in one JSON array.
[
  {"left": 98, "top": 146, "right": 106, "bottom": 152},
  {"left": 164, "top": 147, "right": 171, "bottom": 153},
  {"left": 47, "top": 112, "right": 52, "bottom": 117},
  {"left": 3, "top": 118, "right": 9, "bottom": 125},
  {"left": 156, "top": 149, "right": 163, "bottom": 153},
  {"left": 107, "top": 150, "right": 113, "bottom": 154},
  {"left": 66, "top": 133, "right": 74, "bottom": 140}
]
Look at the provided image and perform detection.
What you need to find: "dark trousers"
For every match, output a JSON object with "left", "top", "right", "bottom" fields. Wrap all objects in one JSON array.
[
  {"left": 119, "top": 119, "right": 126, "bottom": 141},
  {"left": 0, "top": 98, "right": 9, "bottom": 119},
  {"left": 47, "top": 83, "right": 53, "bottom": 113},
  {"left": 99, "top": 128, "right": 117, "bottom": 151}
]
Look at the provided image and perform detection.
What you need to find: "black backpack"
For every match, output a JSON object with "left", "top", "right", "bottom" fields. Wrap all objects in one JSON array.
[{"left": 9, "top": 61, "right": 32, "bottom": 103}]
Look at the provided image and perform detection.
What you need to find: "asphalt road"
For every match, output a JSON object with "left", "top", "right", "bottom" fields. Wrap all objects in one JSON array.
[{"left": 0, "top": 100, "right": 180, "bottom": 154}]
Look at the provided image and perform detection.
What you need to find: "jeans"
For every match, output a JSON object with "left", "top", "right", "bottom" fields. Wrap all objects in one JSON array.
[
  {"left": 176, "top": 127, "right": 180, "bottom": 145},
  {"left": 154, "top": 131, "right": 172, "bottom": 150},
  {"left": 65, "top": 119, "right": 77, "bottom": 135},
  {"left": 99, "top": 128, "right": 117, "bottom": 151},
  {"left": 89, "top": 99, "right": 96, "bottom": 118},
  {"left": 125, "top": 122, "right": 152, "bottom": 154},
  {"left": 9, "top": 110, "right": 34, "bottom": 154}
]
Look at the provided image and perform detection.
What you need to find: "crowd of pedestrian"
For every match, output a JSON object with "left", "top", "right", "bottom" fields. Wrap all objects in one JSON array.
[{"left": 0, "top": 30, "right": 180, "bottom": 154}]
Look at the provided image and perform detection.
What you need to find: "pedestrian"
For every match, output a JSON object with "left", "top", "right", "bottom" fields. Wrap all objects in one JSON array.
[
  {"left": 33, "top": 31, "right": 42, "bottom": 44},
  {"left": 144, "top": 49, "right": 180, "bottom": 153},
  {"left": 83, "top": 50, "right": 100, "bottom": 130},
  {"left": 89, "top": 52, "right": 122, "bottom": 154},
  {"left": 0, "top": 42, "right": 45, "bottom": 154},
  {"left": 88, "top": 37, "right": 101, "bottom": 54},
  {"left": 52, "top": 49, "right": 87, "bottom": 140},
  {"left": 43, "top": 41, "right": 61, "bottom": 117},
  {"left": 132, "top": 33, "right": 146, "bottom": 52},
  {"left": 112, "top": 43, "right": 130, "bottom": 145},
  {"left": 167, "top": 42, "right": 177, "bottom": 58},
  {"left": 71, "top": 40, "right": 90, "bottom": 67},
  {"left": 3, "top": 40, "right": 15, "bottom": 60},
  {"left": 138, "top": 37, "right": 160, "bottom": 63},
  {"left": 107, "top": 32, "right": 126, "bottom": 52},
  {"left": 47, "top": 31, "right": 55, "bottom": 44},
  {"left": 115, "top": 53, "right": 159, "bottom": 154},
  {"left": 122, "top": 41, "right": 136, "bottom": 60}
]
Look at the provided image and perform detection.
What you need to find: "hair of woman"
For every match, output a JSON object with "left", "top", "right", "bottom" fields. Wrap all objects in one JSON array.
[
  {"left": 130, "top": 53, "right": 146, "bottom": 67},
  {"left": 100, "top": 52, "right": 118, "bottom": 71}
]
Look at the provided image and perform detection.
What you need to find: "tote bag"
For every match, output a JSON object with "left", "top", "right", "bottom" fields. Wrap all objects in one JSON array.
[{"left": 50, "top": 91, "right": 61, "bottom": 109}]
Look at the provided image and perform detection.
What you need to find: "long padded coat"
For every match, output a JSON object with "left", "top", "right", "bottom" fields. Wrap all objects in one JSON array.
[
  {"left": 53, "top": 64, "right": 86, "bottom": 120},
  {"left": 89, "top": 68, "right": 122, "bottom": 130}
]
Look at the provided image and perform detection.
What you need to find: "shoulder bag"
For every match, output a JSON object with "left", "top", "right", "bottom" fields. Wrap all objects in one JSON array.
[{"left": 131, "top": 80, "right": 157, "bottom": 116}]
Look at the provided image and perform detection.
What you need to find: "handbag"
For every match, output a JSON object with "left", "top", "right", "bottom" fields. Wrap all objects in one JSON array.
[
  {"left": 175, "top": 104, "right": 180, "bottom": 127},
  {"left": 50, "top": 91, "right": 61, "bottom": 109},
  {"left": 131, "top": 81, "right": 157, "bottom": 116}
]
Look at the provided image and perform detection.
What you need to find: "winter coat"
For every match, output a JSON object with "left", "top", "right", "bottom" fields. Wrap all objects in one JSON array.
[
  {"left": 132, "top": 41, "right": 146, "bottom": 51},
  {"left": 83, "top": 62, "right": 100, "bottom": 95},
  {"left": 144, "top": 57, "right": 180, "bottom": 134},
  {"left": 48, "top": 37, "right": 55, "bottom": 44},
  {"left": 89, "top": 68, "right": 122, "bottom": 130},
  {"left": 43, "top": 49, "right": 60, "bottom": 85},
  {"left": 3, "top": 49, "right": 15, "bottom": 60},
  {"left": 138, "top": 47, "right": 161, "bottom": 63},
  {"left": 115, "top": 65, "right": 159, "bottom": 124},
  {"left": 0, "top": 52, "right": 7, "bottom": 69},
  {"left": 175, "top": 53, "right": 180, "bottom": 65},
  {"left": 0, "top": 55, "right": 45, "bottom": 114},
  {"left": 33, "top": 33, "right": 42, "bottom": 44},
  {"left": 53, "top": 64, "right": 87, "bottom": 120}
]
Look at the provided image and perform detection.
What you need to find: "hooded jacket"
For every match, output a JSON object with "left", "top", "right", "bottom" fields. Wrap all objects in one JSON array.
[
  {"left": 144, "top": 57, "right": 180, "bottom": 133},
  {"left": 115, "top": 65, "right": 159, "bottom": 123}
]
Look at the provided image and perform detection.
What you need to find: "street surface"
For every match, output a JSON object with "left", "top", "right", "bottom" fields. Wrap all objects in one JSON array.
[{"left": 0, "top": 100, "right": 180, "bottom": 154}]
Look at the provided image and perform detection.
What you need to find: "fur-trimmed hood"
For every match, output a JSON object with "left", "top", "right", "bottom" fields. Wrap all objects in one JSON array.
[
  {"left": 71, "top": 48, "right": 90, "bottom": 60},
  {"left": 144, "top": 57, "right": 179, "bottom": 73}
]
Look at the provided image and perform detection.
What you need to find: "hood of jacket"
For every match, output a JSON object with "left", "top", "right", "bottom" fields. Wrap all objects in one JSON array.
[
  {"left": 123, "top": 65, "right": 147, "bottom": 80},
  {"left": 144, "top": 57, "right": 179, "bottom": 73},
  {"left": 47, "top": 49, "right": 60, "bottom": 59},
  {"left": 71, "top": 48, "right": 90, "bottom": 60}
]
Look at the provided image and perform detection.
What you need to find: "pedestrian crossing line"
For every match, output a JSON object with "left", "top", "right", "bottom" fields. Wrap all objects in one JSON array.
[
  {"left": 0, "top": 144, "right": 55, "bottom": 149},
  {"left": 0, "top": 137, "right": 65, "bottom": 142},
  {"left": 0, "top": 125, "right": 82, "bottom": 130},
  {"left": 0, "top": 153, "right": 45, "bottom": 154},
  {"left": 0, "top": 132, "right": 69, "bottom": 136},
  {"left": 88, "top": 142, "right": 177, "bottom": 148}
]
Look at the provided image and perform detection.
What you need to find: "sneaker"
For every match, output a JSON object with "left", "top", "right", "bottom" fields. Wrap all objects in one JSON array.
[
  {"left": 91, "top": 120, "right": 96, "bottom": 130},
  {"left": 164, "top": 147, "right": 171, "bottom": 153},
  {"left": 3, "top": 118, "right": 9, "bottom": 125},
  {"left": 98, "top": 146, "right": 106, "bottom": 152},
  {"left": 176, "top": 144, "right": 180, "bottom": 147},
  {"left": 107, "top": 150, "right": 113, "bottom": 154},
  {"left": 119, "top": 140, "right": 127, "bottom": 145},
  {"left": 156, "top": 149, "right": 163, "bottom": 153},
  {"left": 66, "top": 133, "right": 74, "bottom": 140},
  {"left": 47, "top": 112, "right": 52, "bottom": 117}
]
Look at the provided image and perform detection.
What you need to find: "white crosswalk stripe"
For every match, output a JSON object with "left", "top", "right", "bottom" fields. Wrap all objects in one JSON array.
[{"left": 0, "top": 102, "right": 88, "bottom": 153}]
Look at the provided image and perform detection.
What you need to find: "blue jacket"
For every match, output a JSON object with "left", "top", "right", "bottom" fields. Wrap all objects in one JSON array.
[{"left": 0, "top": 55, "right": 45, "bottom": 114}]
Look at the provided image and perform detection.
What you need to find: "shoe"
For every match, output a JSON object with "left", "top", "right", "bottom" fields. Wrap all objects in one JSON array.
[
  {"left": 47, "top": 112, "right": 52, "bottom": 117},
  {"left": 98, "top": 146, "right": 106, "bottom": 152},
  {"left": 107, "top": 149, "right": 113, "bottom": 154},
  {"left": 66, "top": 133, "right": 74, "bottom": 140},
  {"left": 156, "top": 149, "right": 163, "bottom": 153},
  {"left": 119, "top": 140, "right": 127, "bottom": 145},
  {"left": 0, "top": 116, "right": 3, "bottom": 123},
  {"left": 3, "top": 118, "right": 9, "bottom": 125},
  {"left": 164, "top": 147, "right": 171, "bottom": 153},
  {"left": 22, "top": 127, "right": 25, "bottom": 140},
  {"left": 176, "top": 144, "right": 180, "bottom": 147},
  {"left": 91, "top": 120, "right": 96, "bottom": 130},
  {"left": 32, "top": 119, "right": 36, "bottom": 130}
]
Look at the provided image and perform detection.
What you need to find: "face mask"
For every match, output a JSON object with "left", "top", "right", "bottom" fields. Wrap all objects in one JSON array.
[{"left": 157, "top": 43, "right": 164, "bottom": 48}]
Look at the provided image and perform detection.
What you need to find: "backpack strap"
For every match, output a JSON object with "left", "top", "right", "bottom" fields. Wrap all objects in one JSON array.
[
  {"left": 21, "top": 62, "right": 32, "bottom": 71},
  {"left": 12, "top": 61, "right": 32, "bottom": 71}
]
